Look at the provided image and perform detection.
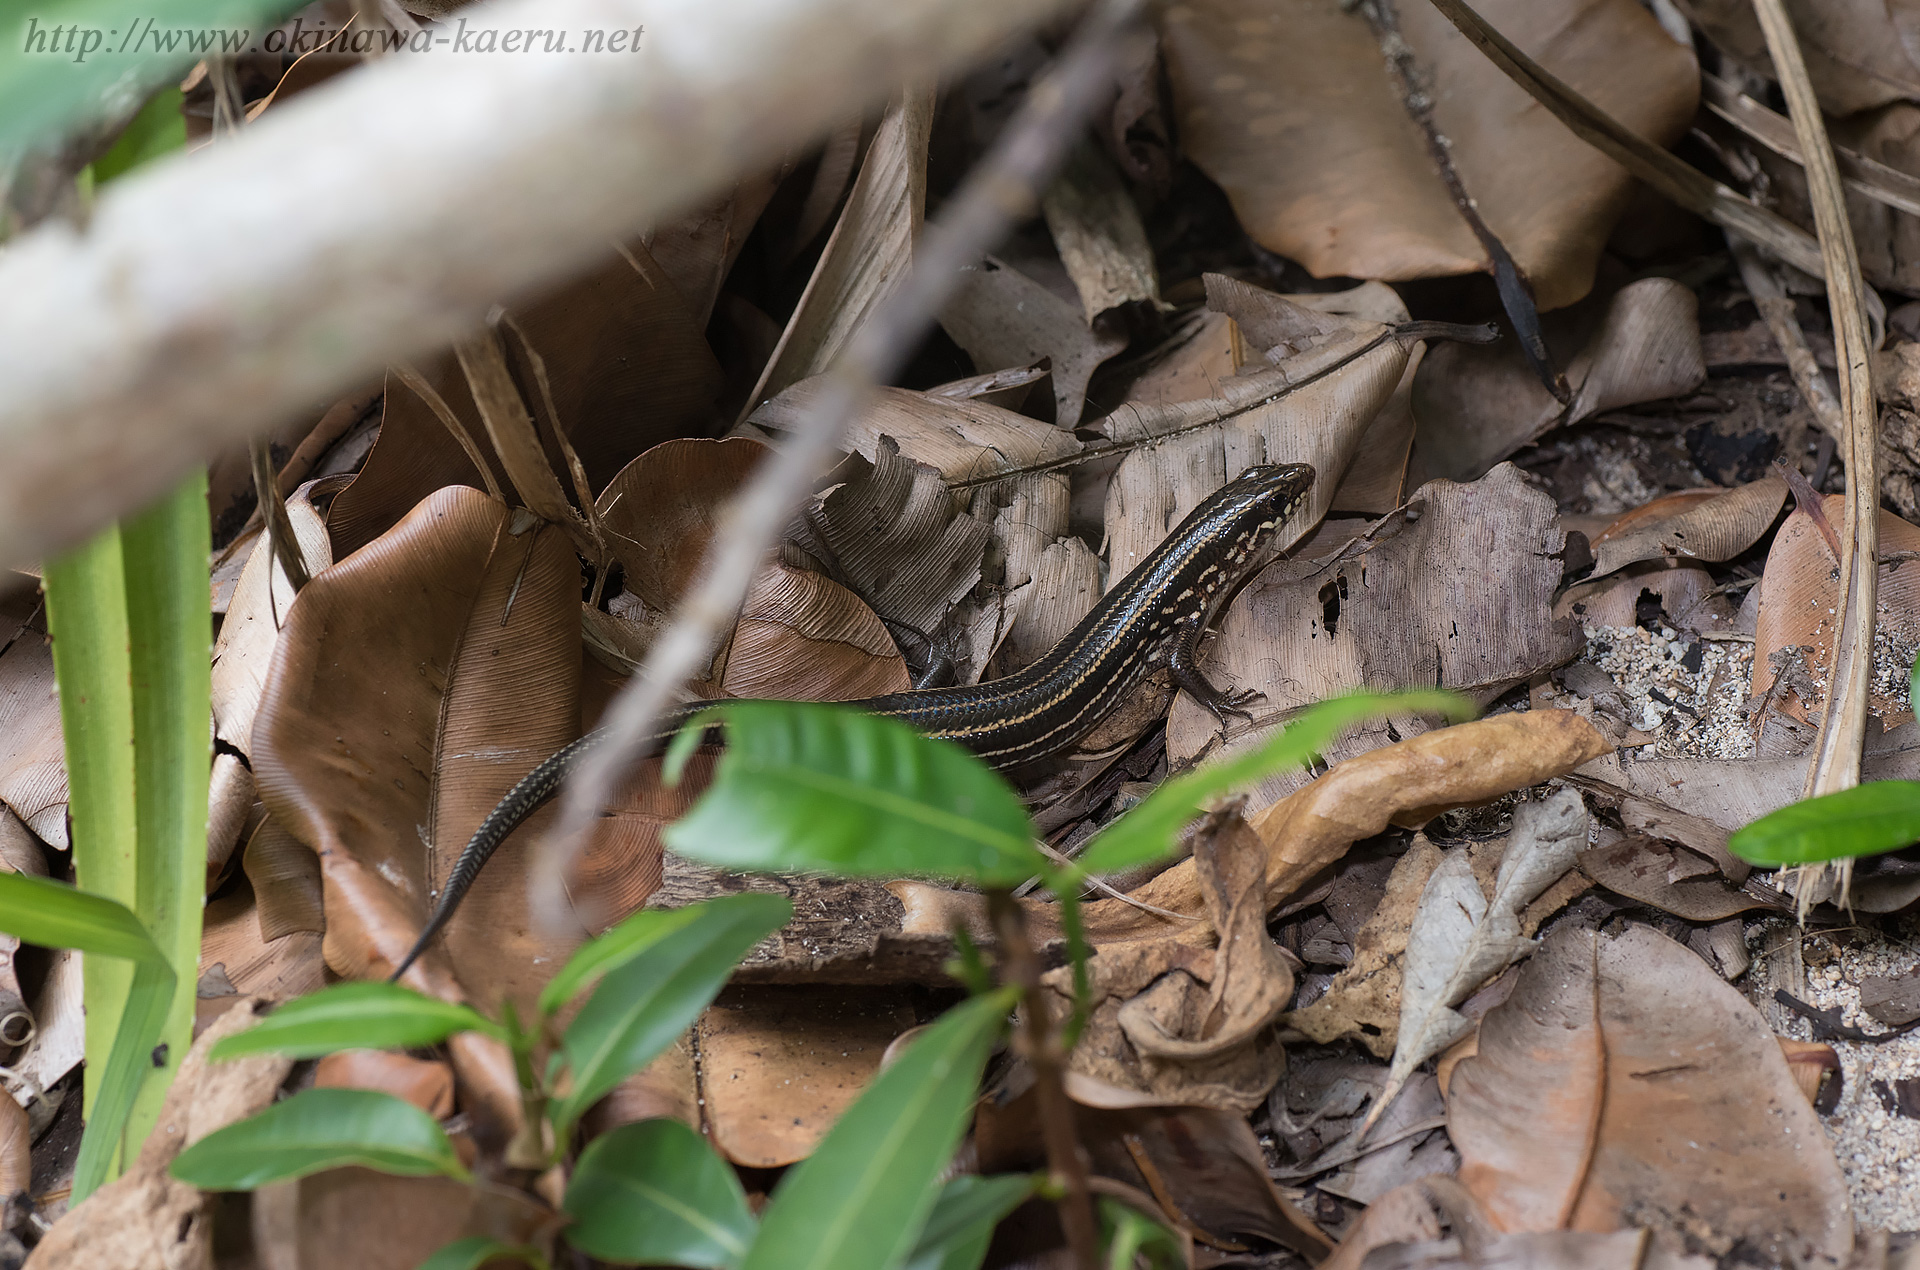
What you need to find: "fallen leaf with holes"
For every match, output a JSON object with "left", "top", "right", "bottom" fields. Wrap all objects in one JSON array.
[
  {"left": 1447, "top": 923, "right": 1851, "bottom": 1261},
  {"left": 1751, "top": 493, "right": 1920, "bottom": 727},
  {"left": 1160, "top": 0, "right": 1697, "bottom": 309},
  {"left": 1165, "top": 463, "right": 1581, "bottom": 785},
  {"left": 1411, "top": 278, "right": 1705, "bottom": 485},
  {"left": 1038, "top": 806, "right": 1295, "bottom": 1111}
]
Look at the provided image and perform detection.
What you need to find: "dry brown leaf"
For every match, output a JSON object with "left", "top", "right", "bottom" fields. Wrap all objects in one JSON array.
[
  {"left": 645, "top": 173, "right": 783, "bottom": 328},
  {"left": 199, "top": 881, "right": 327, "bottom": 1004},
  {"left": 315, "top": 1050, "right": 455, "bottom": 1118},
  {"left": 240, "top": 814, "right": 325, "bottom": 941},
  {"left": 1675, "top": 0, "right": 1920, "bottom": 116},
  {"left": 936, "top": 257, "right": 1128, "bottom": 427},
  {"left": 1041, "top": 135, "right": 1160, "bottom": 323},
  {"left": 718, "top": 562, "right": 910, "bottom": 700},
  {"left": 698, "top": 986, "right": 917, "bottom": 1167},
  {"left": 253, "top": 487, "right": 625, "bottom": 1140},
  {"left": 0, "top": 617, "right": 67, "bottom": 850},
  {"left": 1318, "top": 1178, "right": 1451, "bottom": 1270},
  {"left": 744, "top": 85, "right": 934, "bottom": 420},
  {"left": 1290, "top": 836, "right": 1444, "bottom": 1057},
  {"left": 213, "top": 484, "right": 333, "bottom": 762},
  {"left": 1411, "top": 278, "right": 1706, "bottom": 485},
  {"left": 583, "top": 1038, "right": 700, "bottom": 1136},
  {"left": 251, "top": 1171, "right": 556, "bottom": 1270},
  {"left": 23, "top": 999, "right": 290, "bottom": 1270},
  {"left": 896, "top": 710, "right": 1613, "bottom": 949},
  {"left": 1555, "top": 561, "right": 1739, "bottom": 636},
  {"left": 0, "top": 1085, "right": 26, "bottom": 1198},
  {"left": 1585, "top": 479, "right": 1787, "bottom": 579},
  {"left": 596, "top": 436, "right": 767, "bottom": 615},
  {"left": 1161, "top": 0, "right": 1697, "bottom": 309},
  {"left": 1099, "top": 281, "right": 1409, "bottom": 586},
  {"left": 1448, "top": 924, "right": 1852, "bottom": 1260},
  {"left": 1752, "top": 493, "right": 1920, "bottom": 725},
  {"left": 1574, "top": 836, "right": 1776, "bottom": 922},
  {"left": 1166, "top": 464, "right": 1582, "bottom": 780}
]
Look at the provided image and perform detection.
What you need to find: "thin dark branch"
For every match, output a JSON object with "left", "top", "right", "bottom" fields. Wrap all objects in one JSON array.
[{"left": 248, "top": 437, "right": 310, "bottom": 598}]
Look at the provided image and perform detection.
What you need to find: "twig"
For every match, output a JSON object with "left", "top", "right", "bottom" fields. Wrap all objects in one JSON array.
[
  {"left": 990, "top": 889, "right": 1100, "bottom": 1270},
  {"left": 537, "top": 0, "right": 1155, "bottom": 928},
  {"left": 1749, "top": 0, "right": 1880, "bottom": 837},
  {"left": 1702, "top": 74, "right": 1920, "bottom": 219},
  {"left": 1732, "top": 238, "right": 1843, "bottom": 441},
  {"left": 1360, "top": 0, "right": 1566, "bottom": 403},
  {"left": 247, "top": 438, "right": 310, "bottom": 602}
]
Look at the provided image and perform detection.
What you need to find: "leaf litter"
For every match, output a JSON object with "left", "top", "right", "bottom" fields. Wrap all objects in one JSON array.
[{"left": 28, "top": 0, "right": 1920, "bottom": 1263}]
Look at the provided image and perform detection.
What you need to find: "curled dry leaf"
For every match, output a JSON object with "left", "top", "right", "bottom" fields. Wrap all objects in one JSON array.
[
  {"left": 1041, "top": 135, "right": 1160, "bottom": 323},
  {"left": 1038, "top": 806, "right": 1295, "bottom": 1111},
  {"left": 24, "top": 999, "right": 291, "bottom": 1270},
  {"left": 1752, "top": 493, "right": 1920, "bottom": 727},
  {"left": 1166, "top": 464, "right": 1582, "bottom": 781},
  {"left": 1098, "top": 281, "right": 1408, "bottom": 585},
  {"left": 698, "top": 986, "right": 918, "bottom": 1167},
  {"left": 1447, "top": 924, "right": 1852, "bottom": 1261},
  {"left": 199, "top": 882, "right": 326, "bottom": 1004},
  {"left": 1367, "top": 790, "right": 1589, "bottom": 1134},
  {"left": 1161, "top": 0, "right": 1697, "bottom": 309},
  {"left": 718, "top": 563, "right": 911, "bottom": 701},
  {"left": 891, "top": 709, "right": 1613, "bottom": 947},
  {"left": 743, "top": 84, "right": 935, "bottom": 421},
  {"left": 1412, "top": 278, "right": 1706, "bottom": 485},
  {"left": 1585, "top": 479, "right": 1787, "bottom": 580},
  {"left": 936, "top": 256, "right": 1127, "bottom": 427},
  {"left": 315, "top": 1050, "right": 456, "bottom": 1119},
  {"left": 241, "top": 814, "right": 325, "bottom": 941},
  {"left": 1676, "top": 0, "right": 1920, "bottom": 117}
]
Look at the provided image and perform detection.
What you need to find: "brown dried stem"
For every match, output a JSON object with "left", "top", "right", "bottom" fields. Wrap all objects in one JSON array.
[
  {"left": 989, "top": 888, "right": 1099, "bottom": 1270},
  {"left": 537, "top": 0, "right": 1154, "bottom": 926},
  {"left": 1749, "top": 0, "right": 1881, "bottom": 887}
]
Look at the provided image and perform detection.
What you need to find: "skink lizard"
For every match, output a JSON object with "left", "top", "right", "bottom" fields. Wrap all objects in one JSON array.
[{"left": 391, "top": 461, "right": 1315, "bottom": 978}]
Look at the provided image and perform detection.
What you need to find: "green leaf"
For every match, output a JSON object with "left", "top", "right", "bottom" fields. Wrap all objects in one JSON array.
[
  {"left": 0, "top": 0, "right": 305, "bottom": 167},
  {"left": 564, "top": 1119, "right": 756, "bottom": 1268},
  {"left": 901, "top": 1174, "right": 1037, "bottom": 1270},
  {"left": 742, "top": 988, "right": 1015, "bottom": 1270},
  {"left": 0, "top": 873, "right": 175, "bottom": 1203},
  {"left": 664, "top": 703, "right": 1046, "bottom": 886},
  {"left": 210, "top": 981, "right": 501, "bottom": 1061},
  {"left": 1729, "top": 781, "right": 1920, "bottom": 865},
  {"left": 170, "top": 1088, "right": 469, "bottom": 1189},
  {"left": 537, "top": 905, "right": 703, "bottom": 1020},
  {"left": 1098, "top": 1197, "right": 1183, "bottom": 1270},
  {"left": 552, "top": 893, "right": 792, "bottom": 1138},
  {"left": 91, "top": 85, "right": 186, "bottom": 184},
  {"left": 1074, "top": 690, "right": 1473, "bottom": 876},
  {"left": 416, "top": 1236, "right": 547, "bottom": 1270}
]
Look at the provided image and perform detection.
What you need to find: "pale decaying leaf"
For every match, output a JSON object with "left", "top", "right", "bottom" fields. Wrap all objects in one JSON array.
[
  {"left": 241, "top": 814, "right": 326, "bottom": 942},
  {"left": 1161, "top": 0, "right": 1698, "bottom": 309},
  {"left": 1366, "top": 789, "right": 1589, "bottom": 1134},
  {"left": 24, "top": 1000, "right": 291, "bottom": 1270},
  {"left": 1447, "top": 924, "right": 1852, "bottom": 1262},
  {"left": 1166, "top": 463, "right": 1582, "bottom": 784},
  {"left": 743, "top": 84, "right": 935, "bottom": 421},
  {"left": 936, "top": 257, "right": 1127, "bottom": 427},
  {"left": 0, "top": 616, "right": 66, "bottom": 849},
  {"left": 1411, "top": 278, "right": 1706, "bottom": 485},
  {"left": 1288, "top": 836, "right": 1443, "bottom": 1057},
  {"left": 1041, "top": 135, "right": 1161, "bottom": 323},
  {"left": 699, "top": 986, "right": 918, "bottom": 1167},
  {"left": 643, "top": 172, "right": 783, "bottom": 328},
  {"left": 1585, "top": 478, "right": 1787, "bottom": 579},
  {"left": 1098, "top": 282, "right": 1409, "bottom": 584},
  {"left": 1038, "top": 807, "right": 1295, "bottom": 1111},
  {"left": 1573, "top": 836, "right": 1776, "bottom": 923}
]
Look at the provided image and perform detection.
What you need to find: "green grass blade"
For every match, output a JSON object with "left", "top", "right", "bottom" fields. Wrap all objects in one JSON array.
[
  {"left": 416, "top": 1237, "right": 548, "bottom": 1270},
  {"left": 43, "top": 524, "right": 139, "bottom": 1148},
  {"left": 742, "top": 988, "right": 1015, "bottom": 1270},
  {"left": 901, "top": 1174, "right": 1037, "bottom": 1270},
  {"left": 1729, "top": 780, "right": 1920, "bottom": 865},
  {"left": 121, "top": 473, "right": 212, "bottom": 1161},
  {"left": 1073, "top": 689, "right": 1474, "bottom": 876},
  {"left": 537, "top": 905, "right": 703, "bottom": 1020},
  {"left": 0, "top": 873, "right": 173, "bottom": 1202}
]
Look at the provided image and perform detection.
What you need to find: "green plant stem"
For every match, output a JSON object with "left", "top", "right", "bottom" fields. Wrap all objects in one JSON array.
[{"left": 988, "top": 889, "right": 1097, "bottom": 1270}]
